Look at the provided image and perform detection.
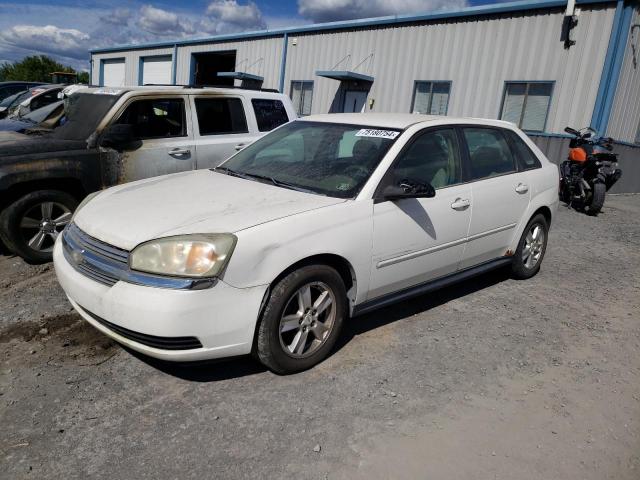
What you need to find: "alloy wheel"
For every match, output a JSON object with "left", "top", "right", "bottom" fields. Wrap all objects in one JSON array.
[
  {"left": 522, "top": 224, "right": 545, "bottom": 269},
  {"left": 19, "top": 202, "right": 72, "bottom": 253},
  {"left": 279, "top": 282, "right": 336, "bottom": 358}
]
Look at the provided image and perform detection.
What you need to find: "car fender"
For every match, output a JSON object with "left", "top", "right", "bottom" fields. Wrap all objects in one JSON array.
[{"left": 223, "top": 200, "right": 373, "bottom": 306}]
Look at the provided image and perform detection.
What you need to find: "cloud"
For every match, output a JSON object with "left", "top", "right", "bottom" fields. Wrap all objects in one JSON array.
[
  {"left": 137, "top": 5, "right": 196, "bottom": 36},
  {"left": 297, "top": 0, "right": 469, "bottom": 23},
  {"left": 204, "top": 0, "right": 266, "bottom": 33},
  {"left": 100, "top": 8, "right": 131, "bottom": 26},
  {"left": 0, "top": 24, "right": 90, "bottom": 59}
]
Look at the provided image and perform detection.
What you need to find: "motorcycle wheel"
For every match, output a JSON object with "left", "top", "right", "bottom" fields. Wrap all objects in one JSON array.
[{"left": 586, "top": 182, "right": 606, "bottom": 216}]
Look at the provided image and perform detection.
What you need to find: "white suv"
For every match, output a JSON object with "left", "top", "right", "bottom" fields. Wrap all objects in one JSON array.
[{"left": 54, "top": 114, "right": 559, "bottom": 374}]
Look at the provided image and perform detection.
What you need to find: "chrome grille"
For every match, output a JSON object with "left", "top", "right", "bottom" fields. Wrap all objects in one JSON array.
[{"left": 62, "top": 223, "right": 129, "bottom": 287}]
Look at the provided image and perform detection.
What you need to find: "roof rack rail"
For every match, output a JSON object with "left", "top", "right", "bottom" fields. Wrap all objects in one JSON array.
[{"left": 141, "top": 83, "right": 280, "bottom": 93}]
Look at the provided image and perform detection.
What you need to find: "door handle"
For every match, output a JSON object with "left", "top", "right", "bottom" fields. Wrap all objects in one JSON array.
[
  {"left": 451, "top": 198, "right": 471, "bottom": 210},
  {"left": 235, "top": 143, "right": 246, "bottom": 151},
  {"left": 168, "top": 148, "right": 191, "bottom": 157},
  {"left": 515, "top": 183, "right": 529, "bottom": 194}
]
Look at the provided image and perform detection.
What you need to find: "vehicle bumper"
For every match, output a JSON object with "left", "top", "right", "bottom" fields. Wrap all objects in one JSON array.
[{"left": 53, "top": 240, "right": 268, "bottom": 362}]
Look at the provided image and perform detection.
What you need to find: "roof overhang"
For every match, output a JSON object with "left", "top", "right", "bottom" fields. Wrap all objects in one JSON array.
[
  {"left": 217, "top": 72, "right": 264, "bottom": 82},
  {"left": 315, "top": 70, "right": 374, "bottom": 82}
]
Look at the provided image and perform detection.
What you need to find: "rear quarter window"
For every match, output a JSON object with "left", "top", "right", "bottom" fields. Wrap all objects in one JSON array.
[
  {"left": 505, "top": 130, "right": 542, "bottom": 170},
  {"left": 251, "top": 99, "right": 289, "bottom": 132}
]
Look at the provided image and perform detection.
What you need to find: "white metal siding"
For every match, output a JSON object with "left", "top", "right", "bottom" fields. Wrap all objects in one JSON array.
[
  {"left": 284, "top": 4, "right": 615, "bottom": 134},
  {"left": 607, "top": 6, "right": 640, "bottom": 143},
  {"left": 175, "top": 37, "right": 283, "bottom": 88}
]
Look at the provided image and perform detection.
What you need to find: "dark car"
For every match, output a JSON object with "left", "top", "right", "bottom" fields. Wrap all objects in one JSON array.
[{"left": 0, "top": 82, "right": 46, "bottom": 102}]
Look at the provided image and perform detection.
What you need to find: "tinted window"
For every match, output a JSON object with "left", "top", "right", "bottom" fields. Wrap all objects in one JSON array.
[
  {"left": 392, "top": 129, "right": 462, "bottom": 189},
  {"left": 116, "top": 98, "right": 186, "bottom": 139},
  {"left": 505, "top": 130, "right": 542, "bottom": 170},
  {"left": 463, "top": 128, "right": 516, "bottom": 180},
  {"left": 251, "top": 99, "right": 289, "bottom": 132},
  {"left": 195, "top": 98, "right": 247, "bottom": 135}
]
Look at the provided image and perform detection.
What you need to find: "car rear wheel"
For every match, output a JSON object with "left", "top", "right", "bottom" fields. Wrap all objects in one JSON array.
[
  {"left": 0, "top": 190, "right": 77, "bottom": 264},
  {"left": 511, "top": 214, "right": 548, "bottom": 280},
  {"left": 256, "top": 265, "right": 347, "bottom": 374}
]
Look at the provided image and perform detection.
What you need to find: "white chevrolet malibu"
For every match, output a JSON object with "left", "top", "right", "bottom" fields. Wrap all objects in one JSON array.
[{"left": 54, "top": 114, "right": 559, "bottom": 374}]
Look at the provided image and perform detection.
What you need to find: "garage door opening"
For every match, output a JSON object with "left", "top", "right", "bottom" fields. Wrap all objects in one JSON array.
[
  {"left": 100, "top": 58, "right": 125, "bottom": 87},
  {"left": 191, "top": 51, "right": 236, "bottom": 86},
  {"left": 140, "top": 55, "right": 172, "bottom": 85}
]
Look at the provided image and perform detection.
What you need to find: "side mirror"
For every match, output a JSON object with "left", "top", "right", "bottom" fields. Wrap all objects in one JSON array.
[
  {"left": 564, "top": 126, "right": 579, "bottom": 136},
  {"left": 100, "top": 124, "right": 139, "bottom": 151},
  {"left": 382, "top": 180, "right": 435, "bottom": 201}
]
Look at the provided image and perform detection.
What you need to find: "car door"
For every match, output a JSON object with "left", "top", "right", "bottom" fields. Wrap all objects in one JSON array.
[
  {"left": 458, "top": 126, "right": 531, "bottom": 269},
  {"left": 368, "top": 128, "right": 472, "bottom": 300},
  {"left": 190, "top": 95, "right": 260, "bottom": 170},
  {"left": 112, "top": 95, "right": 195, "bottom": 181}
]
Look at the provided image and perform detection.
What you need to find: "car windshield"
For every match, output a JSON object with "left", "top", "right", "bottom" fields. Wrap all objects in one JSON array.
[
  {"left": 218, "top": 121, "right": 401, "bottom": 198},
  {"left": 0, "top": 90, "right": 28, "bottom": 108},
  {"left": 49, "top": 92, "right": 121, "bottom": 141}
]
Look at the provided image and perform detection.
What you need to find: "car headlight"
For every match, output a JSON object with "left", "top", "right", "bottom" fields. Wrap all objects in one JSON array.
[
  {"left": 129, "top": 234, "right": 237, "bottom": 278},
  {"left": 71, "top": 191, "right": 100, "bottom": 222}
]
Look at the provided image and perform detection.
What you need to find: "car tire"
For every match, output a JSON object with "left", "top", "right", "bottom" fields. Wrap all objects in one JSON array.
[
  {"left": 0, "top": 190, "right": 77, "bottom": 264},
  {"left": 511, "top": 214, "right": 549, "bottom": 280},
  {"left": 256, "top": 265, "right": 347, "bottom": 374}
]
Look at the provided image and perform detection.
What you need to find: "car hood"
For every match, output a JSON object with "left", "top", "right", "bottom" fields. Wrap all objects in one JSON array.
[
  {"left": 74, "top": 169, "right": 346, "bottom": 251},
  {"left": 0, "top": 133, "right": 86, "bottom": 159}
]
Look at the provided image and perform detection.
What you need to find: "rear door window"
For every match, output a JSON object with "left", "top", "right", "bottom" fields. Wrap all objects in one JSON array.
[
  {"left": 251, "top": 99, "right": 289, "bottom": 132},
  {"left": 463, "top": 128, "right": 516, "bottom": 180},
  {"left": 195, "top": 97, "right": 248, "bottom": 135},
  {"left": 116, "top": 98, "right": 186, "bottom": 139}
]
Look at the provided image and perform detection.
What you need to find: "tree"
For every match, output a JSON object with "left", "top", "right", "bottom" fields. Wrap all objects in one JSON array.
[{"left": 0, "top": 55, "right": 81, "bottom": 83}]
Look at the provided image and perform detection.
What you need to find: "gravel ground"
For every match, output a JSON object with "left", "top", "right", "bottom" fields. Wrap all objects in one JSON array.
[{"left": 1, "top": 195, "right": 639, "bottom": 480}]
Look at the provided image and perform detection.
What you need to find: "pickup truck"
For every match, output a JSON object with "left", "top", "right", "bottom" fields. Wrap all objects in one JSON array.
[{"left": 0, "top": 86, "right": 296, "bottom": 263}]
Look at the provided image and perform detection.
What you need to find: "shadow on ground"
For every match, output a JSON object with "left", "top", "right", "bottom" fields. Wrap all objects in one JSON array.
[{"left": 132, "top": 267, "right": 511, "bottom": 382}]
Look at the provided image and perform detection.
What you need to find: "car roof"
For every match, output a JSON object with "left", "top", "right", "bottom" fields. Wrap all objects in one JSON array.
[
  {"left": 80, "top": 85, "right": 286, "bottom": 98},
  {"left": 300, "top": 113, "right": 516, "bottom": 130}
]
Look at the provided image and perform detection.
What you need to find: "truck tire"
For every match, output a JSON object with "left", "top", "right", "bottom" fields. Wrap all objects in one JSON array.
[
  {"left": 586, "top": 182, "right": 605, "bottom": 216},
  {"left": 0, "top": 190, "right": 78, "bottom": 264},
  {"left": 256, "top": 265, "right": 347, "bottom": 374}
]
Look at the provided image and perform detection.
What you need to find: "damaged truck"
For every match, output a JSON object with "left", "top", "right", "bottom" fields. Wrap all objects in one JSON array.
[{"left": 0, "top": 86, "right": 296, "bottom": 263}]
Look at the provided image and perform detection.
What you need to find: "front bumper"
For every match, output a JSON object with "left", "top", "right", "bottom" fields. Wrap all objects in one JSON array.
[{"left": 53, "top": 240, "right": 268, "bottom": 362}]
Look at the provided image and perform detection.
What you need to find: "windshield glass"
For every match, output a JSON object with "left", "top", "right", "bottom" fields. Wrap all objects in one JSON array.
[
  {"left": 0, "top": 90, "right": 28, "bottom": 108},
  {"left": 220, "top": 121, "right": 401, "bottom": 198},
  {"left": 49, "top": 92, "right": 121, "bottom": 141}
]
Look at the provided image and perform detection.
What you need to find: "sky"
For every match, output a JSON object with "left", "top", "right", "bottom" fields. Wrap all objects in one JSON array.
[{"left": 0, "top": 0, "right": 509, "bottom": 71}]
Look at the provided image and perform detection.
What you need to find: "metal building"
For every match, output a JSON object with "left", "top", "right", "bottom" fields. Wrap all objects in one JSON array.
[{"left": 90, "top": 0, "right": 639, "bottom": 181}]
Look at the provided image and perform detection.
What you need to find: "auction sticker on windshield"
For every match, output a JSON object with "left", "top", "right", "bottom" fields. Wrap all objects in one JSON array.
[{"left": 355, "top": 129, "right": 400, "bottom": 139}]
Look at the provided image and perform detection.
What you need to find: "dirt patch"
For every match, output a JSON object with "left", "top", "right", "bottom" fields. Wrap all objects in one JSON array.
[{"left": 1, "top": 312, "right": 116, "bottom": 367}]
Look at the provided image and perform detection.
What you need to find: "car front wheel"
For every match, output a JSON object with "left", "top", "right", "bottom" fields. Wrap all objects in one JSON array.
[
  {"left": 256, "top": 265, "right": 347, "bottom": 374},
  {"left": 0, "top": 190, "right": 77, "bottom": 264}
]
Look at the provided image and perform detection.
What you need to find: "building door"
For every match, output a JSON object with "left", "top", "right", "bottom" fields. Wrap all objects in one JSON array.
[
  {"left": 343, "top": 91, "right": 367, "bottom": 113},
  {"left": 140, "top": 56, "right": 172, "bottom": 85}
]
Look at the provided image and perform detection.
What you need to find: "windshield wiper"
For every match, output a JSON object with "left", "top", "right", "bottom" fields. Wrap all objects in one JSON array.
[{"left": 213, "top": 166, "right": 322, "bottom": 195}]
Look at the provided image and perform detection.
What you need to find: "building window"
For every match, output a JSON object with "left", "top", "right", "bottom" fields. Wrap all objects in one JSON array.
[
  {"left": 290, "top": 81, "right": 313, "bottom": 116},
  {"left": 411, "top": 81, "right": 451, "bottom": 116},
  {"left": 500, "top": 82, "right": 553, "bottom": 132}
]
